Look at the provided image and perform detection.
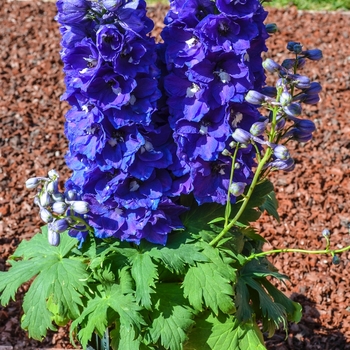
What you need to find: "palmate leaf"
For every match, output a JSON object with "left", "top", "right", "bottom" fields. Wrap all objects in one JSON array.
[
  {"left": 183, "top": 262, "right": 235, "bottom": 315},
  {"left": 237, "top": 258, "right": 300, "bottom": 337},
  {"left": 185, "top": 311, "right": 266, "bottom": 350},
  {"left": 149, "top": 283, "right": 195, "bottom": 350},
  {"left": 71, "top": 284, "right": 145, "bottom": 349},
  {"left": 129, "top": 252, "right": 158, "bottom": 310},
  {"left": 149, "top": 244, "right": 208, "bottom": 275},
  {"left": 0, "top": 227, "right": 88, "bottom": 340}
]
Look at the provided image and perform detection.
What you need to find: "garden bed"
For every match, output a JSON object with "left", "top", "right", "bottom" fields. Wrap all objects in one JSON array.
[{"left": 0, "top": 1, "right": 350, "bottom": 349}]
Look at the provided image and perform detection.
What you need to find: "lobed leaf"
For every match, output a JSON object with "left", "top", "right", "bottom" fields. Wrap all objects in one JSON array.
[
  {"left": 149, "top": 244, "right": 208, "bottom": 275},
  {"left": 129, "top": 252, "right": 158, "bottom": 310},
  {"left": 186, "top": 311, "right": 266, "bottom": 350},
  {"left": 183, "top": 262, "right": 235, "bottom": 315},
  {"left": 149, "top": 283, "right": 195, "bottom": 350}
]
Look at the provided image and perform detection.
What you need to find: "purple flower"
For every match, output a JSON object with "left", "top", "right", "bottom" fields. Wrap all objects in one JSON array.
[
  {"left": 56, "top": 0, "right": 90, "bottom": 24},
  {"left": 96, "top": 24, "right": 125, "bottom": 61},
  {"left": 216, "top": 0, "right": 260, "bottom": 18}
]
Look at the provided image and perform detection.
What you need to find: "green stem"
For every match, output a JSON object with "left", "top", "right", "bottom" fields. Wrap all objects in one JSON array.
[
  {"left": 246, "top": 244, "right": 350, "bottom": 262},
  {"left": 209, "top": 146, "right": 272, "bottom": 246},
  {"left": 224, "top": 145, "right": 240, "bottom": 226}
]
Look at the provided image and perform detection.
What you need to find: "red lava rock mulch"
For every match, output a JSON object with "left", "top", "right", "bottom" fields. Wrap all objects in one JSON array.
[{"left": 0, "top": 1, "right": 350, "bottom": 349}]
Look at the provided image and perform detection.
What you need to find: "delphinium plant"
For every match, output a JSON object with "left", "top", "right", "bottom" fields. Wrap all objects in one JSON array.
[{"left": 0, "top": 0, "right": 348, "bottom": 349}]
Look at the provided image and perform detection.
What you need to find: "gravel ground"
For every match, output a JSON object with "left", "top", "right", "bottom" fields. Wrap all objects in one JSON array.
[{"left": 0, "top": 1, "right": 350, "bottom": 349}]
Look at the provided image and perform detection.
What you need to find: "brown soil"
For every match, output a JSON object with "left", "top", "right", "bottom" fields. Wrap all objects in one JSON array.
[{"left": 0, "top": 1, "right": 350, "bottom": 349}]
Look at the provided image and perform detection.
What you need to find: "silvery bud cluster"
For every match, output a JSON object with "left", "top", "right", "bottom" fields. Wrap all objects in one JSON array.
[
  {"left": 241, "top": 40, "right": 322, "bottom": 174},
  {"left": 25, "top": 170, "right": 90, "bottom": 246}
]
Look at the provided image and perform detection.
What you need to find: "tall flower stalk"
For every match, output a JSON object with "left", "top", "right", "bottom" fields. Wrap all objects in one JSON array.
[{"left": 57, "top": 0, "right": 187, "bottom": 245}]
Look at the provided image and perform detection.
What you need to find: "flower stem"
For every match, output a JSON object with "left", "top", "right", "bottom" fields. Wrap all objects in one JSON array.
[
  {"left": 209, "top": 146, "right": 272, "bottom": 246},
  {"left": 246, "top": 244, "right": 350, "bottom": 262}
]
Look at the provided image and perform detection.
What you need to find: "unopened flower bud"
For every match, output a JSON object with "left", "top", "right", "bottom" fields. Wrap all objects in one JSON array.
[
  {"left": 280, "top": 91, "right": 292, "bottom": 106},
  {"left": 26, "top": 177, "right": 45, "bottom": 189},
  {"left": 40, "top": 191, "right": 51, "bottom": 207},
  {"left": 230, "top": 182, "right": 246, "bottom": 197},
  {"left": 303, "top": 82, "right": 322, "bottom": 95},
  {"left": 260, "top": 86, "right": 277, "bottom": 98},
  {"left": 302, "top": 49, "right": 323, "bottom": 61},
  {"left": 283, "top": 103, "right": 302, "bottom": 117},
  {"left": 299, "top": 93, "right": 320, "bottom": 105},
  {"left": 46, "top": 180, "right": 58, "bottom": 194},
  {"left": 292, "top": 43, "right": 303, "bottom": 54},
  {"left": 229, "top": 141, "right": 237, "bottom": 148},
  {"left": 332, "top": 255, "right": 340, "bottom": 265},
  {"left": 250, "top": 121, "right": 267, "bottom": 136},
  {"left": 297, "top": 57, "right": 306, "bottom": 68},
  {"left": 52, "top": 192, "right": 65, "bottom": 202},
  {"left": 275, "top": 115, "right": 286, "bottom": 131},
  {"left": 294, "top": 119, "right": 316, "bottom": 134},
  {"left": 48, "top": 169, "right": 59, "bottom": 180},
  {"left": 221, "top": 149, "right": 231, "bottom": 157},
  {"left": 287, "top": 41, "right": 300, "bottom": 52},
  {"left": 52, "top": 218, "right": 70, "bottom": 233},
  {"left": 293, "top": 75, "right": 311, "bottom": 89},
  {"left": 70, "top": 201, "right": 90, "bottom": 214},
  {"left": 48, "top": 227, "right": 60, "bottom": 247},
  {"left": 232, "top": 128, "right": 251, "bottom": 144},
  {"left": 268, "top": 158, "right": 295, "bottom": 172},
  {"left": 288, "top": 128, "right": 313, "bottom": 143},
  {"left": 262, "top": 58, "right": 280, "bottom": 73},
  {"left": 265, "top": 23, "right": 278, "bottom": 34},
  {"left": 40, "top": 208, "right": 53, "bottom": 223},
  {"left": 65, "top": 189, "right": 77, "bottom": 201},
  {"left": 245, "top": 90, "right": 270, "bottom": 105},
  {"left": 322, "top": 228, "right": 330, "bottom": 237},
  {"left": 52, "top": 201, "right": 68, "bottom": 215},
  {"left": 273, "top": 145, "right": 290, "bottom": 160},
  {"left": 281, "top": 59, "right": 295, "bottom": 70}
]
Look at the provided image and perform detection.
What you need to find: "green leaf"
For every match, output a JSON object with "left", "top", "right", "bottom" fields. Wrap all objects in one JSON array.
[
  {"left": 243, "top": 277, "right": 288, "bottom": 336},
  {"left": 183, "top": 262, "right": 235, "bottom": 315},
  {"left": 182, "top": 203, "right": 225, "bottom": 235},
  {"left": 0, "top": 229, "right": 88, "bottom": 340},
  {"left": 247, "top": 180, "right": 275, "bottom": 208},
  {"left": 149, "top": 244, "right": 208, "bottom": 275},
  {"left": 71, "top": 284, "right": 144, "bottom": 349},
  {"left": 0, "top": 258, "right": 48, "bottom": 306},
  {"left": 110, "top": 324, "right": 142, "bottom": 350},
  {"left": 186, "top": 311, "right": 266, "bottom": 350},
  {"left": 207, "top": 217, "right": 225, "bottom": 224},
  {"left": 260, "top": 279, "right": 302, "bottom": 323},
  {"left": 129, "top": 252, "right": 158, "bottom": 310},
  {"left": 235, "top": 278, "right": 253, "bottom": 323},
  {"left": 149, "top": 283, "right": 195, "bottom": 350},
  {"left": 48, "top": 258, "right": 89, "bottom": 318},
  {"left": 259, "top": 191, "right": 280, "bottom": 222},
  {"left": 21, "top": 265, "right": 57, "bottom": 339},
  {"left": 241, "top": 227, "right": 267, "bottom": 243},
  {"left": 14, "top": 225, "right": 78, "bottom": 259}
]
